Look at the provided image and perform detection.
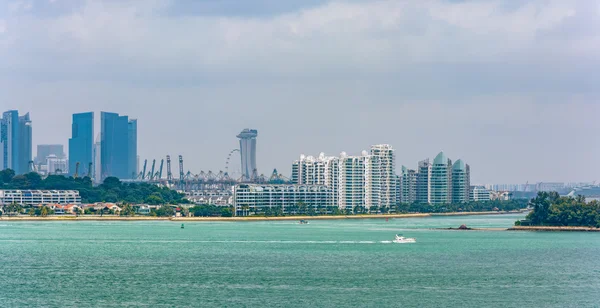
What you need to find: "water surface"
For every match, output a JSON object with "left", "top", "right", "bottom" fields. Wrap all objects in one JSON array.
[{"left": 1, "top": 214, "right": 598, "bottom": 307}]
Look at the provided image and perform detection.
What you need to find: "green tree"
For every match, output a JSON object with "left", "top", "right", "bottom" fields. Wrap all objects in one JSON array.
[
  {"left": 40, "top": 206, "right": 49, "bottom": 217},
  {"left": 146, "top": 194, "right": 164, "bottom": 205},
  {"left": 221, "top": 207, "right": 234, "bottom": 217},
  {"left": 155, "top": 205, "right": 175, "bottom": 217},
  {"left": 120, "top": 204, "right": 136, "bottom": 217},
  {"left": 0, "top": 169, "right": 15, "bottom": 184}
]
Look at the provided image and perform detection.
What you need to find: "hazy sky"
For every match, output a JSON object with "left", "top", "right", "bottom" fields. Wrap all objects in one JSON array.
[{"left": 1, "top": 0, "right": 599, "bottom": 184}]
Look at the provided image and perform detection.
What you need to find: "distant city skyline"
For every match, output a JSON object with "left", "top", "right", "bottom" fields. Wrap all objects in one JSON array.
[
  {"left": 0, "top": 110, "right": 31, "bottom": 175},
  {"left": 2, "top": 0, "right": 599, "bottom": 183}
]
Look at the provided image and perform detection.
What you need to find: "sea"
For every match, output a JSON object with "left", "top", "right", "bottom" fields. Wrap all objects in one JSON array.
[{"left": 1, "top": 213, "right": 599, "bottom": 307}]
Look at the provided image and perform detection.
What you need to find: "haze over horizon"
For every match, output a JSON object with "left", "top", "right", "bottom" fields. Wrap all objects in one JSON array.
[{"left": 1, "top": 0, "right": 598, "bottom": 184}]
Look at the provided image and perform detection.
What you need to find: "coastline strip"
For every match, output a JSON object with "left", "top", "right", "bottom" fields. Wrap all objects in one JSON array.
[
  {"left": 508, "top": 226, "right": 600, "bottom": 232},
  {"left": 0, "top": 211, "right": 521, "bottom": 222}
]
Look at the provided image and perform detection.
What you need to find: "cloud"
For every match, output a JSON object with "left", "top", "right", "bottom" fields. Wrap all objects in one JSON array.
[
  {"left": 1, "top": 0, "right": 599, "bottom": 183},
  {"left": 3, "top": 0, "right": 598, "bottom": 80}
]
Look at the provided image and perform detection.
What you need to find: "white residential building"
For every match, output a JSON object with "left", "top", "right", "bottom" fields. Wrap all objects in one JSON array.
[
  {"left": 292, "top": 148, "right": 395, "bottom": 210},
  {"left": 400, "top": 166, "right": 417, "bottom": 204},
  {"left": 0, "top": 190, "right": 82, "bottom": 206},
  {"left": 470, "top": 186, "right": 491, "bottom": 202},
  {"left": 292, "top": 153, "right": 340, "bottom": 206},
  {"left": 233, "top": 184, "right": 332, "bottom": 216},
  {"left": 416, "top": 159, "right": 432, "bottom": 204},
  {"left": 370, "top": 144, "right": 396, "bottom": 208}
]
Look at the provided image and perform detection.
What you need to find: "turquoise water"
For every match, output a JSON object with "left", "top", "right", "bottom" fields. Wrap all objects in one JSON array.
[{"left": 1, "top": 214, "right": 599, "bottom": 307}]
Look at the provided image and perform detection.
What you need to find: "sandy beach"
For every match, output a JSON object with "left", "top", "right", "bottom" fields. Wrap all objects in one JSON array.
[{"left": 0, "top": 211, "right": 522, "bottom": 222}]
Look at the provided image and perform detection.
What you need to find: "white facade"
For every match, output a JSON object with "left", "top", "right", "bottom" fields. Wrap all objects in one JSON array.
[
  {"left": 416, "top": 159, "right": 431, "bottom": 204},
  {"left": 0, "top": 190, "right": 82, "bottom": 206},
  {"left": 292, "top": 153, "right": 339, "bottom": 206},
  {"left": 234, "top": 184, "right": 331, "bottom": 216},
  {"left": 185, "top": 190, "right": 233, "bottom": 206},
  {"left": 470, "top": 186, "right": 491, "bottom": 202},
  {"left": 401, "top": 166, "right": 417, "bottom": 203},
  {"left": 292, "top": 148, "right": 393, "bottom": 210},
  {"left": 338, "top": 152, "right": 382, "bottom": 210},
  {"left": 46, "top": 155, "right": 68, "bottom": 175},
  {"left": 370, "top": 144, "right": 396, "bottom": 208}
]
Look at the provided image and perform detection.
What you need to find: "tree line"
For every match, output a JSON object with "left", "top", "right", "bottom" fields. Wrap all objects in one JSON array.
[
  {"left": 519, "top": 191, "right": 600, "bottom": 227},
  {"left": 238, "top": 199, "right": 528, "bottom": 217},
  {"left": 0, "top": 169, "right": 189, "bottom": 205}
]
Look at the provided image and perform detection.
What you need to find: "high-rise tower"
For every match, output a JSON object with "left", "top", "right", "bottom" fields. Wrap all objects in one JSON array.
[
  {"left": 370, "top": 144, "right": 396, "bottom": 209},
  {"left": 18, "top": 113, "right": 32, "bottom": 174},
  {"left": 431, "top": 151, "right": 452, "bottom": 205},
  {"left": 101, "top": 112, "right": 137, "bottom": 180},
  {"left": 400, "top": 165, "right": 417, "bottom": 204},
  {"left": 416, "top": 159, "right": 432, "bottom": 204},
  {"left": 237, "top": 129, "right": 258, "bottom": 181},
  {"left": 69, "top": 112, "right": 94, "bottom": 177},
  {"left": 128, "top": 119, "right": 138, "bottom": 179},
  {"left": 452, "top": 159, "right": 470, "bottom": 203},
  {"left": 1, "top": 110, "right": 22, "bottom": 173}
]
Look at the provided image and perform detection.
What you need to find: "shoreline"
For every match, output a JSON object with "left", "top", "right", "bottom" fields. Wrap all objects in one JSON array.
[
  {"left": 0, "top": 211, "right": 522, "bottom": 222},
  {"left": 508, "top": 226, "right": 600, "bottom": 232}
]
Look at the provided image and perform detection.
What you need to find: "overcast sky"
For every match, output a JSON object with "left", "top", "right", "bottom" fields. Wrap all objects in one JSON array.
[{"left": 1, "top": 0, "right": 599, "bottom": 184}]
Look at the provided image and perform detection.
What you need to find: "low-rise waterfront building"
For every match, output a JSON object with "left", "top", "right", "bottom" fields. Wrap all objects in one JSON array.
[
  {"left": 470, "top": 186, "right": 491, "bottom": 202},
  {"left": 136, "top": 205, "right": 151, "bottom": 215},
  {"left": 51, "top": 204, "right": 83, "bottom": 214},
  {"left": 185, "top": 190, "right": 233, "bottom": 206},
  {"left": 234, "top": 184, "right": 332, "bottom": 216},
  {"left": 490, "top": 191, "right": 512, "bottom": 201},
  {"left": 0, "top": 190, "right": 81, "bottom": 206}
]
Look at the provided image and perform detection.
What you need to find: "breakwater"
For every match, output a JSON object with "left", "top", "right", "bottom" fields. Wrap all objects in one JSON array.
[{"left": 509, "top": 226, "right": 600, "bottom": 232}]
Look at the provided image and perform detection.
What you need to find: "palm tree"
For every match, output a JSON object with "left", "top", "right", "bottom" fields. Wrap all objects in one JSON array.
[
  {"left": 40, "top": 206, "right": 48, "bottom": 217},
  {"left": 15, "top": 204, "right": 23, "bottom": 216}
]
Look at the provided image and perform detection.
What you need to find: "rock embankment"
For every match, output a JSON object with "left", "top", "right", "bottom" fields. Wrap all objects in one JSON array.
[{"left": 508, "top": 226, "right": 600, "bottom": 232}]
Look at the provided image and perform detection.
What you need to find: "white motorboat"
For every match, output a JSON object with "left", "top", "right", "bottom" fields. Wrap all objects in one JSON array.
[{"left": 393, "top": 234, "right": 416, "bottom": 244}]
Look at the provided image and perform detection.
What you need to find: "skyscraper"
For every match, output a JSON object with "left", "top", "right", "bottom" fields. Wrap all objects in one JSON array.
[
  {"left": 93, "top": 134, "right": 101, "bottom": 183},
  {"left": 69, "top": 112, "right": 94, "bottom": 177},
  {"left": 370, "top": 144, "right": 396, "bottom": 209},
  {"left": 18, "top": 113, "right": 32, "bottom": 174},
  {"left": 35, "top": 144, "right": 65, "bottom": 164},
  {"left": 338, "top": 152, "right": 368, "bottom": 210},
  {"left": 430, "top": 151, "right": 452, "bottom": 205},
  {"left": 1, "top": 111, "right": 22, "bottom": 173},
  {"left": 452, "top": 159, "right": 471, "bottom": 203},
  {"left": 416, "top": 159, "right": 431, "bottom": 204},
  {"left": 400, "top": 166, "right": 417, "bottom": 204},
  {"left": 100, "top": 112, "right": 134, "bottom": 180},
  {"left": 237, "top": 128, "right": 258, "bottom": 181},
  {"left": 128, "top": 119, "right": 138, "bottom": 179}
]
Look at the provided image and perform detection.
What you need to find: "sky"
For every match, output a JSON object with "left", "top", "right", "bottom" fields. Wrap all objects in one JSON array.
[{"left": 1, "top": 0, "right": 599, "bottom": 184}]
